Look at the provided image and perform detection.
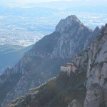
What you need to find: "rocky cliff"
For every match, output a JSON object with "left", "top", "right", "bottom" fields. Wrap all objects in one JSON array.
[
  {"left": 0, "top": 15, "right": 98, "bottom": 107},
  {"left": 84, "top": 24, "right": 107, "bottom": 107}
]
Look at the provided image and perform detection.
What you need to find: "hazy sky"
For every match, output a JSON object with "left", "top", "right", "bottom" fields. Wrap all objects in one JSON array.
[
  {"left": 1, "top": 0, "right": 107, "bottom": 7},
  {"left": 0, "top": 0, "right": 107, "bottom": 47}
]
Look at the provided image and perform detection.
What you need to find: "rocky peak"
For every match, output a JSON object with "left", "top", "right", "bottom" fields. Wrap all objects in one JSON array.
[
  {"left": 30, "top": 15, "right": 93, "bottom": 59},
  {"left": 55, "top": 15, "right": 83, "bottom": 33},
  {"left": 92, "top": 26, "right": 100, "bottom": 37}
]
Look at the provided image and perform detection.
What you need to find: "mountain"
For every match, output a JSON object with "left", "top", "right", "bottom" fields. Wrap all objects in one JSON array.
[
  {"left": 0, "top": 45, "right": 30, "bottom": 74},
  {"left": 8, "top": 50, "right": 88, "bottom": 107},
  {"left": 8, "top": 24, "right": 107, "bottom": 107},
  {"left": 0, "top": 15, "right": 98, "bottom": 107}
]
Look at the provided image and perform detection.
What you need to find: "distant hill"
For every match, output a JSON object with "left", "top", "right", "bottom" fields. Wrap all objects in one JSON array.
[{"left": 0, "top": 45, "right": 31, "bottom": 74}]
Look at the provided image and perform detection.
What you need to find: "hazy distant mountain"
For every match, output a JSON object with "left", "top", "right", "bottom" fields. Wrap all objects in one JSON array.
[{"left": 0, "top": 45, "right": 31, "bottom": 74}]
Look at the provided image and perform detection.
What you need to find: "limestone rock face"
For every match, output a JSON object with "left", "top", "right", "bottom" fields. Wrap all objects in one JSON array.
[
  {"left": 84, "top": 24, "right": 107, "bottom": 107},
  {"left": 103, "top": 82, "right": 107, "bottom": 107},
  {"left": 84, "top": 84, "right": 103, "bottom": 107}
]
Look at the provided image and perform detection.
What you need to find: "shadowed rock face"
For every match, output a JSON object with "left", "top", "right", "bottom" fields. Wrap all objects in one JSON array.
[
  {"left": 103, "top": 82, "right": 107, "bottom": 107},
  {"left": 0, "top": 15, "right": 98, "bottom": 107}
]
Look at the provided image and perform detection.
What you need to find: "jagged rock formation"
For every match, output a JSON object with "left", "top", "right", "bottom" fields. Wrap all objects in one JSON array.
[
  {"left": 84, "top": 24, "right": 107, "bottom": 107},
  {"left": 52, "top": 15, "right": 93, "bottom": 58},
  {"left": 84, "top": 83, "right": 103, "bottom": 107}
]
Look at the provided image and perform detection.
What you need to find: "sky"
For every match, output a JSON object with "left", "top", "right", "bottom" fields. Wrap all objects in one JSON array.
[{"left": 0, "top": 0, "right": 107, "bottom": 7}]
